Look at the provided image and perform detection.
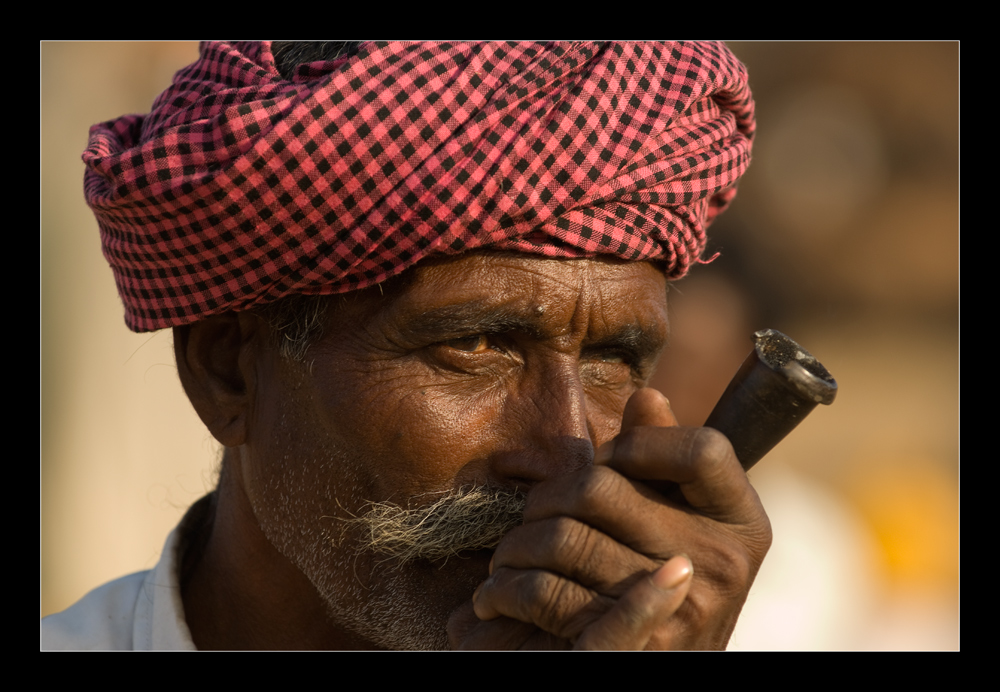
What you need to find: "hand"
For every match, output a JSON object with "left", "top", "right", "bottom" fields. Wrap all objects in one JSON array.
[{"left": 447, "top": 388, "right": 772, "bottom": 650}]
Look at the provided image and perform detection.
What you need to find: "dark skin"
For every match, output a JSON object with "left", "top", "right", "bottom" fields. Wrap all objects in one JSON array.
[{"left": 176, "top": 252, "right": 771, "bottom": 649}]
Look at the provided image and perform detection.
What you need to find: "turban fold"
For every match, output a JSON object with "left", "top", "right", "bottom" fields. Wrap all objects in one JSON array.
[{"left": 84, "top": 41, "right": 755, "bottom": 332}]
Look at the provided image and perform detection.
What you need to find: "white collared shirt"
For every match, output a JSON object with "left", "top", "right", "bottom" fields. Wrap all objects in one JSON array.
[{"left": 42, "top": 505, "right": 201, "bottom": 650}]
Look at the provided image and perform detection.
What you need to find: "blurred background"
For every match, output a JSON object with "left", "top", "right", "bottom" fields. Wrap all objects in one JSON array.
[{"left": 41, "top": 42, "right": 959, "bottom": 649}]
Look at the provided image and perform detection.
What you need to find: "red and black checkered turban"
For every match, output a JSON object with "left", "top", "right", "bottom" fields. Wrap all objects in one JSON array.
[{"left": 84, "top": 41, "right": 755, "bottom": 332}]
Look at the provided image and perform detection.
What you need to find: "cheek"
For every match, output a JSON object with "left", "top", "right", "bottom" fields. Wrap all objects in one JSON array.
[
  {"left": 241, "top": 382, "right": 371, "bottom": 566},
  {"left": 312, "top": 361, "right": 505, "bottom": 501},
  {"left": 301, "top": 351, "right": 638, "bottom": 501},
  {"left": 584, "top": 387, "right": 629, "bottom": 447}
]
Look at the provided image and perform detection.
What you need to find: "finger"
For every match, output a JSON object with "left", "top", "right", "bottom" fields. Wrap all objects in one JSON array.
[
  {"left": 574, "top": 555, "right": 693, "bottom": 650},
  {"left": 621, "top": 387, "right": 678, "bottom": 430},
  {"left": 448, "top": 601, "right": 541, "bottom": 650},
  {"left": 595, "top": 388, "right": 677, "bottom": 466},
  {"left": 491, "top": 516, "right": 659, "bottom": 594},
  {"left": 519, "top": 465, "right": 746, "bottom": 564},
  {"left": 472, "top": 566, "right": 614, "bottom": 640},
  {"left": 532, "top": 434, "right": 762, "bottom": 546},
  {"left": 520, "top": 465, "right": 688, "bottom": 554},
  {"left": 604, "top": 425, "right": 759, "bottom": 521}
]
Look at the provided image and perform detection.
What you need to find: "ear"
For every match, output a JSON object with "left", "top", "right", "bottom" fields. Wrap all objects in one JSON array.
[{"left": 174, "top": 313, "right": 262, "bottom": 448}]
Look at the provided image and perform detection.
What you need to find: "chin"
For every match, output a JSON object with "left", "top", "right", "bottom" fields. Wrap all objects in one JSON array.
[{"left": 314, "top": 546, "right": 493, "bottom": 650}]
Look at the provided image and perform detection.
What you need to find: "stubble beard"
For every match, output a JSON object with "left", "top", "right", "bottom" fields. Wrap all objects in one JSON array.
[
  {"left": 331, "top": 485, "right": 527, "bottom": 650},
  {"left": 252, "top": 435, "right": 526, "bottom": 650}
]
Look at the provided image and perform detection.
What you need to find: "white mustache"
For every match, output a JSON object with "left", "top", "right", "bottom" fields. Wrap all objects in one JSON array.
[{"left": 338, "top": 486, "right": 527, "bottom": 564}]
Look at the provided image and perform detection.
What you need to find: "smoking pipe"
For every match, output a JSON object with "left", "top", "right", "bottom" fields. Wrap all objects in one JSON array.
[{"left": 703, "top": 329, "right": 837, "bottom": 471}]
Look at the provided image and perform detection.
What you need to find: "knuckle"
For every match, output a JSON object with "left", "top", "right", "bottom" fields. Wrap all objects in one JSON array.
[
  {"left": 512, "top": 569, "right": 603, "bottom": 639},
  {"left": 689, "top": 427, "right": 736, "bottom": 474},
  {"left": 699, "top": 534, "right": 759, "bottom": 600},
  {"left": 571, "top": 465, "right": 620, "bottom": 514},
  {"left": 715, "top": 543, "right": 754, "bottom": 593},
  {"left": 550, "top": 515, "right": 596, "bottom": 567},
  {"left": 516, "top": 570, "right": 567, "bottom": 629},
  {"left": 755, "top": 506, "right": 774, "bottom": 554},
  {"left": 516, "top": 569, "right": 558, "bottom": 603}
]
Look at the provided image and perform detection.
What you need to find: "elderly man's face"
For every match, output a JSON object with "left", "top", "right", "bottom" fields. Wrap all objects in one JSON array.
[{"left": 241, "top": 252, "right": 669, "bottom": 649}]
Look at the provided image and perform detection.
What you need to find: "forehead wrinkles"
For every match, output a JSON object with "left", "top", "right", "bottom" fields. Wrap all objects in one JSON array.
[
  {"left": 592, "top": 263, "right": 668, "bottom": 335},
  {"left": 482, "top": 259, "right": 592, "bottom": 339},
  {"left": 509, "top": 258, "right": 666, "bottom": 342},
  {"left": 543, "top": 262, "right": 602, "bottom": 342},
  {"left": 395, "top": 255, "right": 665, "bottom": 344}
]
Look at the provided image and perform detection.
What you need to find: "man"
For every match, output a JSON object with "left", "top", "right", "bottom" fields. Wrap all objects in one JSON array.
[{"left": 43, "top": 41, "right": 770, "bottom": 650}]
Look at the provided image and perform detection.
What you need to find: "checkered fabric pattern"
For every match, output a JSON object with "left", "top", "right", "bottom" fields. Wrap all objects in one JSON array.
[{"left": 84, "top": 41, "right": 755, "bottom": 332}]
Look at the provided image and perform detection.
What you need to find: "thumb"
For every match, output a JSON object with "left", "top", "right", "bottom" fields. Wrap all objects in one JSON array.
[
  {"left": 620, "top": 387, "right": 678, "bottom": 430},
  {"left": 573, "top": 554, "right": 693, "bottom": 650}
]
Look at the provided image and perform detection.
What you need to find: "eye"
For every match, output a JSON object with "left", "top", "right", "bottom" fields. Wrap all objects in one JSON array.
[
  {"left": 429, "top": 334, "right": 514, "bottom": 373},
  {"left": 442, "top": 335, "right": 492, "bottom": 354},
  {"left": 587, "top": 348, "right": 634, "bottom": 367},
  {"left": 580, "top": 349, "right": 643, "bottom": 389}
]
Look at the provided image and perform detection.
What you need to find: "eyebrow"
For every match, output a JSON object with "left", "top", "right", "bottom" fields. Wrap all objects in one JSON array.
[
  {"left": 399, "top": 302, "right": 546, "bottom": 343},
  {"left": 583, "top": 323, "right": 665, "bottom": 361}
]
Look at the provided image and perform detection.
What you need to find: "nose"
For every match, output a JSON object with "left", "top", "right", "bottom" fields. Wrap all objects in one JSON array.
[{"left": 488, "top": 361, "right": 595, "bottom": 488}]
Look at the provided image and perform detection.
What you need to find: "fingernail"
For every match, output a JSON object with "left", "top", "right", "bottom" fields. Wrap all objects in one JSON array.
[{"left": 652, "top": 555, "right": 692, "bottom": 591}]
